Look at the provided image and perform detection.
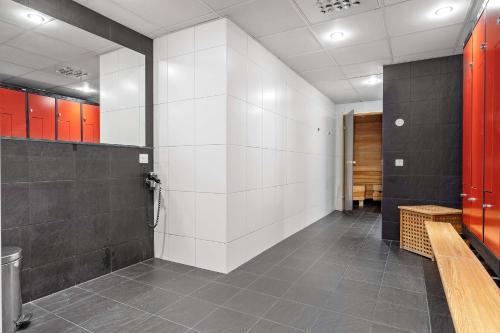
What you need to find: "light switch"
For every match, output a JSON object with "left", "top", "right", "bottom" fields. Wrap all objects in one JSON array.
[
  {"left": 139, "top": 153, "right": 149, "bottom": 164},
  {"left": 395, "top": 159, "right": 404, "bottom": 167}
]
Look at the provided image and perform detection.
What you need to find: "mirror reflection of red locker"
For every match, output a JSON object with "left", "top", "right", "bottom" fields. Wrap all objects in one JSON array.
[
  {"left": 0, "top": 87, "right": 26, "bottom": 138},
  {"left": 28, "top": 93, "right": 55, "bottom": 140},
  {"left": 57, "top": 99, "right": 81, "bottom": 142},
  {"left": 82, "top": 103, "right": 100, "bottom": 143}
]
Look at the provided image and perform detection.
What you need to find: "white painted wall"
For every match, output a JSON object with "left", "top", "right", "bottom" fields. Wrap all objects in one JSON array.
[
  {"left": 99, "top": 48, "right": 145, "bottom": 146},
  {"left": 333, "top": 100, "right": 383, "bottom": 210},
  {"left": 153, "top": 18, "right": 338, "bottom": 273}
]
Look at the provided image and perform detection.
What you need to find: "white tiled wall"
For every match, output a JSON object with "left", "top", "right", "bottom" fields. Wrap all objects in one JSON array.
[
  {"left": 153, "top": 18, "right": 337, "bottom": 273},
  {"left": 100, "top": 48, "right": 145, "bottom": 146}
]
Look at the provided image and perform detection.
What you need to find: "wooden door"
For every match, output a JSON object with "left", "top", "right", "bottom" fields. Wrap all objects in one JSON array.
[
  {"left": 469, "top": 13, "right": 486, "bottom": 241},
  {"left": 28, "top": 93, "right": 55, "bottom": 140},
  {"left": 82, "top": 103, "right": 100, "bottom": 143},
  {"left": 57, "top": 99, "right": 81, "bottom": 142},
  {"left": 0, "top": 87, "right": 26, "bottom": 138}
]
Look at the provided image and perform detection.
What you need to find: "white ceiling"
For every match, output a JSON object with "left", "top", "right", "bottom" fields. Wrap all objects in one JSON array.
[
  {"left": 40, "top": 0, "right": 483, "bottom": 102},
  {"left": 0, "top": 0, "right": 122, "bottom": 101}
]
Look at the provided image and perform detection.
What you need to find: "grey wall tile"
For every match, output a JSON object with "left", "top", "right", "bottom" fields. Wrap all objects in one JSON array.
[
  {"left": 75, "top": 145, "right": 109, "bottom": 180},
  {"left": 1, "top": 139, "right": 29, "bottom": 182},
  {"left": 76, "top": 248, "right": 111, "bottom": 284},
  {"left": 382, "top": 55, "right": 462, "bottom": 240},
  {"left": 28, "top": 141, "right": 76, "bottom": 181},
  {"left": 30, "top": 258, "right": 76, "bottom": 300},
  {"left": 29, "top": 181, "right": 75, "bottom": 224},
  {"left": 1, "top": 182, "right": 30, "bottom": 228},
  {"left": 30, "top": 219, "right": 77, "bottom": 267},
  {"left": 76, "top": 213, "right": 110, "bottom": 253}
]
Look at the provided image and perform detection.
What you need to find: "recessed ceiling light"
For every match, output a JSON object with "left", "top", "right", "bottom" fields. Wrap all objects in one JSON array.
[
  {"left": 329, "top": 31, "right": 344, "bottom": 41},
  {"left": 363, "top": 76, "right": 382, "bottom": 85},
  {"left": 26, "top": 13, "right": 45, "bottom": 24},
  {"left": 435, "top": 6, "right": 453, "bottom": 17}
]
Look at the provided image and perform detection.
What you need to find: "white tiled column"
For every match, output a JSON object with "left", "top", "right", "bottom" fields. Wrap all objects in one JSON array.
[{"left": 153, "top": 18, "right": 338, "bottom": 273}]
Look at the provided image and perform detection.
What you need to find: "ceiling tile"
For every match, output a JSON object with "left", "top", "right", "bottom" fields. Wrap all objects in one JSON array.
[
  {"left": 295, "top": 0, "right": 382, "bottom": 24},
  {"left": 286, "top": 50, "right": 336, "bottom": 72},
  {"left": 0, "top": 0, "right": 53, "bottom": 28},
  {"left": 330, "top": 39, "right": 392, "bottom": 65},
  {"left": 109, "top": 0, "right": 212, "bottom": 28},
  {"left": 35, "top": 19, "right": 119, "bottom": 54},
  {"left": 219, "top": 0, "right": 306, "bottom": 37},
  {"left": 5, "top": 70, "right": 76, "bottom": 89},
  {"left": 203, "top": 0, "right": 251, "bottom": 10},
  {"left": 150, "top": 13, "right": 218, "bottom": 38},
  {"left": 341, "top": 60, "right": 389, "bottom": 78},
  {"left": 393, "top": 48, "right": 458, "bottom": 63},
  {"left": 7, "top": 31, "right": 90, "bottom": 61},
  {"left": 312, "top": 9, "right": 387, "bottom": 49},
  {"left": 384, "top": 0, "right": 471, "bottom": 37},
  {"left": 0, "top": 60, "right": 33, "bottom": 78},
  {"left": 301, "top": 66, "right": 345, "bottom": 83},
  {"left": 355, "top": 86, "right": 383, "bottom": 101},
  {"left": 349, "top": 74, "right": 383, "bottom": 89},
  {"left": 383, "top": 0, "right": 408, "bottom": 5},
  {"left": 315, "top": 79, "right": 352, "bottom": 91},
  {"left": 391, "top": 23, "right": 462, "bottom": 57},
  {"left": 0, "top": 45, "right": 58, "bottom": 69},
  {"left": 324, "top": 88, "right": 360, "bottom": 103},
  {"left": 0, "top": 20, "right": 24, "bottom": 43},
  {"left": 73, "top": 0, "right": 160, "bottom": 36},
  {"left": 259, "top": 27, "right": 322, "bottom": 59}
]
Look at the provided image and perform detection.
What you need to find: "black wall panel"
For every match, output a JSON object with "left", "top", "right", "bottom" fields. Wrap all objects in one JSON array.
[
  {"left": 382, "top": 55, "right": 463, "bottom": 240},
  {"left": 1, "top": 139, "right": 154, "bottom": 302}
]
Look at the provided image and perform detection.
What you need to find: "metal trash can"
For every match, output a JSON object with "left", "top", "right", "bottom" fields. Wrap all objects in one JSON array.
[{"left": 2, "top": 247, "right": 22, "bottom": 333}]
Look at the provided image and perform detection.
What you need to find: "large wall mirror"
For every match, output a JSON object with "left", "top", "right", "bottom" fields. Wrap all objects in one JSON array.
[{"left": 0, "top": 0, "right": 146, "bottom": 147}]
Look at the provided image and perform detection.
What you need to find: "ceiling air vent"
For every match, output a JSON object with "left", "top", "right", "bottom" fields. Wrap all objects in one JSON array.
[
  {"left": 56, "top": 66, "right": 88, "bottom": 79},
  {"left": 316, "top": 0, "right": 361, "bottom": 13}
]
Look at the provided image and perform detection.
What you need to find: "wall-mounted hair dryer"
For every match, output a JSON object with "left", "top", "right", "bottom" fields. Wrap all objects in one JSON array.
[{"left": 145, "top": 172, "right": 162, "bottom": 228}]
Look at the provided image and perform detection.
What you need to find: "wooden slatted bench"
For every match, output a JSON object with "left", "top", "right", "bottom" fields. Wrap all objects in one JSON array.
[{"left": 425, "top": 221, "right": 500, "bottom": 333}]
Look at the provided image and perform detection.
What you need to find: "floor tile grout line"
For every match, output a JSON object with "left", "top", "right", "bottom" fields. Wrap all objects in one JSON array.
[{"left": 27, "top": 208, "right": 431, "bottom": 333}]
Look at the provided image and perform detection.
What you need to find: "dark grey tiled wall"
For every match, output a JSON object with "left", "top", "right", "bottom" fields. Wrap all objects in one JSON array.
[
  {"left": 382, "top": 55, "right": 463, "bottom": 240},
  {"left": 1, "top": 138, "right": 154, "bottom": 302}
]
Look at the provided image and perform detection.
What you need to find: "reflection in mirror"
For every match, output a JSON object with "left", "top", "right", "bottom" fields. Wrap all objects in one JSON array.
[{"left": 0, "top": 0, "right": 145, "bottom": 146}]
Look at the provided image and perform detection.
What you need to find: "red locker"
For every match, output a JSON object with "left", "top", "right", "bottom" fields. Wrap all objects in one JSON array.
[
  {"left": 462, "top": 37, "right": 473, "bottom": 229},
  {"left": 28, "top": 93, "right": 55, "bottom": 140},
  {"left": 57, "top": 99, "right": 81, "bottom": 142},
  {"left": 0, "top": 87, "right": 26, "bottom": 138},
  {"left": 469, "top": 13, "right": 486, "bottom": 241},
  {"left": 82, "top": 103, "right": 100, "bottom": 143},
  {"left": 483, "top": 0, "right": 500, "bottom": 257}
]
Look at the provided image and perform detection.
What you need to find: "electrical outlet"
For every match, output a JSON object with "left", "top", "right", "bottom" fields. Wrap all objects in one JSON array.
[
  {"left": 395, "top": 159, "right": 404, "bottom": 167},
  {"left": 139, "top": 154, "right": 149, "bottom": 164}
]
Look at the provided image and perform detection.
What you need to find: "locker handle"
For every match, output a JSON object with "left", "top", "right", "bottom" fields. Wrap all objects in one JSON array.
[
  {"left": 58, "top": 112, "right": 62, "bottom": 117},
  {"left": 467, "top": 197, "right": 477, "bottom": 202},
  {"left": 83, "top": 117, "right": 87, "bottom": 122},
  {"left": 483, "top": 204, "right": 494, "bottom": 209},
  {"left": 29, "top": 108, "right": 33, "bottom": 113},
  {"left": 460, "top": 193, "right": 468, "bottom": 197}
]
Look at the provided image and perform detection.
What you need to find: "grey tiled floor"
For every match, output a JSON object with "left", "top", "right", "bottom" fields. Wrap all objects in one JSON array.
[{"left": 23, "top": 207, "right": 454, "bottom": 333}]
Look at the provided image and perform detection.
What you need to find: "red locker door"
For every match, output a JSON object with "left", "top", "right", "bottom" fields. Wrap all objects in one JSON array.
[
  {"left": 28, "top": 93, "right": 55, "bottom": 140},
  {"left": 469, "top": 13, "right": 486, "bottom": 241},
  {"left": 82, "top": 104, "right": 100, "bottom": 143},
  {"left": 0, "top": 87, "right": 26, "bottom": 138},
  {"left": 463, "top": 36, "right": 473, "bottom": 229},
  {"left": 484, "top": 0, "right": 500, "bottom": 257},
  {"left": 57, "top": 99, "right": 81, "bottom": 142}
]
